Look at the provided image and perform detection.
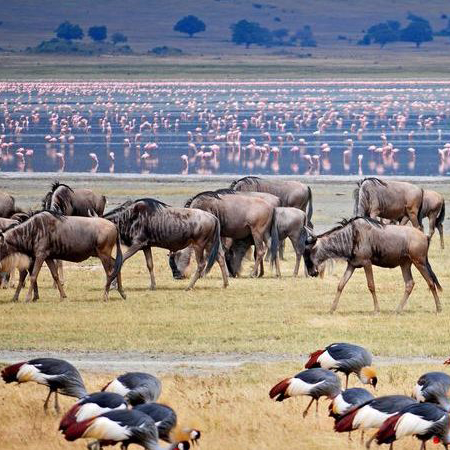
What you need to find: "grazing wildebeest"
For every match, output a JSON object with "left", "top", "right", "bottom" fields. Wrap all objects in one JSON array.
[
  {"left": 176, "top": 190, "right": 278, "bottom": 278},
  {"left": 304, "top": 217, "right": 442, "bottom": 314},
  {"left": 0, "top": 217, "right": 21, "bottom": 289},
  {"left": 230, "top": 176, "right": 313, "bottom": 227},
  {"left": 42, "top": 181, "right": 107, "bottom": 216},
  {"left": 0, "top": 211, "right": 124, "bottom": 302},
  {"left": 0, "top": 192, "right": 22, "bottom": 218},
  {"left": 42, "top": 181, "right": 107, "bottom": 284},
  {"left": 399, "top": 190, "right": 445, "bottom": 249},
  {"left": 353, "top": 178, "right": 424, "bottom": 230},
  {"left": 103, "top": 198, "right": 228, "bottom": 290}
]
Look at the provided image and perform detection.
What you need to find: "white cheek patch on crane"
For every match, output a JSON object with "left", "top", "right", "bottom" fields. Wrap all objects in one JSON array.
[
  {"left": 412, "top": 384, "right": 426, "bottom": 402},
  {"left": 353, "top": 405, "right": 394, "bottom": 429},
  {"left": 317, "top": 351, "right": 338, "bottom": 370},
  {"left": 286, "top": 378, "right": 325, "bottom": 397},
  {"left": 84, "top": 417, "right": 132, "bottom": 440},
  {"left": 16, "top": 364, "right": 53, "bottom": 385},
  {"left": 76, "top": 403, "right": 127, "bottom": 422},
  {"left": 332, "top": 394, "right": 351, "bottom": 415},
  {"left": 105, "top": 379, "right": 130, "bottom": 397},
  {"left": 394, "top": 412, "right": 435, "bottom": 439}
]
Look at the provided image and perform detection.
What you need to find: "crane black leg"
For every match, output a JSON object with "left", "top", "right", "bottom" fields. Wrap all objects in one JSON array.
[
  {"left": 345, "top": 373, "right": 349, "bottom": 389},
  {"left": 54, "top": 390, "right": 60, "bottom": 414},
  {"left": 302, "top": 397, "right": 315, "bottom": 418},
  {"left": 43, "top": 389, "right": 53, "bottom": 412}
]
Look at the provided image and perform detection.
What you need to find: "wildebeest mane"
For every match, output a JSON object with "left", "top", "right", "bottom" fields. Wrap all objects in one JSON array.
[
  {"left": 51, "top": 181, "right": 74, "bottom": 193},
  {"left": 317, "top": 217, "right": 383, "bottom": 238},
  {"left": 185, "top": 191, "right": 223, "bottom": 208},
  {"left": 356, "top": 177, "right": 387, "bottom": 188},
  {"left": 230, "top": 176, "right": 261, "bottom": 189},
  {"left": 103, "top": 200, "right": 134, "bottom": 218},
  {"left": 134, "top": 198, "right": 169, "bottom": 212},
  {"left": 1, "top": 210, "right": 64, "bottom": 232},
  {"left": 214, "top": 188, "right": 237, "bottom": 196}
]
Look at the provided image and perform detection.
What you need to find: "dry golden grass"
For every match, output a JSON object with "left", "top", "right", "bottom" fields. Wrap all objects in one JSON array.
[{"left": 0, "top": 362, "right": 448, "bottom": 450}]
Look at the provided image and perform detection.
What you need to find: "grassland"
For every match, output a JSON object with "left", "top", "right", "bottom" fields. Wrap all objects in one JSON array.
[{"left": 0, "top": 362, "right": 448, "bottom": 450}]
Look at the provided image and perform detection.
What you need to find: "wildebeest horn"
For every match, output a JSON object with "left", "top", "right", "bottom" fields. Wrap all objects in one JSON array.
[{"left": 305, "top": 226, "right": 317, "bottom": 245}]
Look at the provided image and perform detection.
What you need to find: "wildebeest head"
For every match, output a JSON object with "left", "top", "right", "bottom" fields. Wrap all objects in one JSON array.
[
  {"left": 169, "top": 247, "right": 193, "bottom": 279},
  {"left": 0, "top": 232, "right": 12, "bottom": 262},
  {"left": 225, "top": 237, "right": 253, "bottom": 278},
  {"left": 304, "top": 230, "right": 320, "bottom": 277}
]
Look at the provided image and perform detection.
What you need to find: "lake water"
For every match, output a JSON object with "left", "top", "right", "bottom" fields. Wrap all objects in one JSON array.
[{"left": 1, "top": 81, "right": 449, "bottom": 176}]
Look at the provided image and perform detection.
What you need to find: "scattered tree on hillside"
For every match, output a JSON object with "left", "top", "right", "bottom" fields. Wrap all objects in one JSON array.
[
  {"left": 88, "top": 25, "right": 107, "bottom": 42},
  {"left": 365, "top": 21, "right": 400, "bottom": 48},
  {"left": 111, "top": 32, "right": 128, "bottom": 45},
  {"left": 400, "top": 15, "right": 433, "bottom": 47},
  {"left": 174, "top": 15, "right": 206, "bottom": 38},
  {"left": 272, "top": 28, "right": 289, "bottom": 45},
  {"left": 293, "top": 25, "right": 317, "bottom": 47},
  {"left": 230, "top": 20, "right": 273, "bottom": 48},
  {"left": 55, "top": 21, "right": 84, "bottom": 41}
]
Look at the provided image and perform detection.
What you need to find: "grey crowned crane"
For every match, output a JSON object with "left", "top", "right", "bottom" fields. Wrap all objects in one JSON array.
[
  {"left": 63, "top": 409, "right": 190, "bottom": 450},
  {"left": 1, "top": 357, "right": 87, "bottom": 413},
  {"left": 305, "top": 342, "right": 377, "bottom": 389},
  {"left": 376, "top": 402, "right": 450, "bottom": 450},
  {"left": 269, "top": 368, "right": 341, "bottom": 417},
  {"left": 334, "top": 395, "right": 417, "bottom": 449},
  {"left": 134, "top": 403, "right": 201, "bottom": 445},
  {"left": 413, "top": 372, "right": 450, "bottom": 411},
  {"left": 59, "top": 392, "right": 128, "bottom": 432},
  {"left": 101, "top": 372, "right": 162, "bottom": 406},
  {"left": 329, "top": 387, "right": 375, "bottom": 419}
]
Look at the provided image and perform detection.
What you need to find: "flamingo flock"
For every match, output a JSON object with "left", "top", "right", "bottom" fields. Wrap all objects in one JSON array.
[{"left": 0, "top": 81, "right": 449, "bottom": 175}]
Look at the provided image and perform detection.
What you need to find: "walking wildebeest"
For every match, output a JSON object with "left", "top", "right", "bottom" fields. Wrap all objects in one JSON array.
[
  {"left": 398, "top": 190, "right": 445, "bottom": 249},
  {"left": 176, "top": 190, "right": 278, "bottom": 278},
  {"left": 353, "top": 178, "right": 424, "bottom": 230},
  {"left": 42, "top": 181, "right": 107, "bottom": 284},
  {"left": 230, "top": 176, "right": 313, "bottom": 227},
  {"left": 103, "top": 198, "right": 228, "bottom": 290},
  {"left": 303, "top": 217, "right": 442, "bottom": 314},
  {"left": 0, "top": 211, "right": 124, "bottom": 302},
  {"left": 0, "top": 192, "right": 22, "bottom": 218}
]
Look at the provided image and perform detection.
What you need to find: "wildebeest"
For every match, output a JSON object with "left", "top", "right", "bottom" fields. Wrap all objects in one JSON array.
[
  {"left": 176, "top": 190, "right": 278, "bottom": 278},
  {"left": 0, "top": 192, "right": 22, "bottom": 218},
  {"left": 103, "top": 198, "right": 228, "bottom": 290},
  {"left": 304, "top": 217, "right": 442, "bottom": 313},
  {"left": 399, "top": 189, "right": 445, "bottom": 249},
  {"left": 353, "top": 178, "right": 424, "bottom": 230},
  {"left": 42, "top": 181, "right": 107, "bottom": 216},
  {"left": 42, "top": 181, "right": 107, "bottom": 284},
  {"left": 230, "top": 176, "right": 313, "bottom": 227},
  {"left": 0, "top": 211, "right": 124, "bottom": 302}
]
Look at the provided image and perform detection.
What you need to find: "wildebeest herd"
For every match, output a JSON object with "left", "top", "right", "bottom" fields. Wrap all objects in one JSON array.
[{"left": 0, "top": 176, "right": 445, "bottom": 313}]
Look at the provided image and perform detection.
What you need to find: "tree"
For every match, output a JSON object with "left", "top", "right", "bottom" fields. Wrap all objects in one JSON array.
[
  {"left": 401, "top": 18, "right": 433, "bottom": 47},
  {"left": 111, "top": 32, "right": 128, "bottom": 45},
  {"left": 366, "top": 22, "right": 400, "bottom": 48},
  {"left": 293, "top": 25, "right": 317, "bottom": 47},
  {"left": 272, "top": 28, "right": 289, "bottom": 40},
  {"left": 230, "top": 20, "right": 273, "bottom": 48},
  {"left": 88, "top": 25, "right": 107, "bottom": 42},
  {"left": 54, "top": 21, "right": 83, "bottom": 41},
  {"left": 173, "top": 15, "right": 206, "bottom": 38}
]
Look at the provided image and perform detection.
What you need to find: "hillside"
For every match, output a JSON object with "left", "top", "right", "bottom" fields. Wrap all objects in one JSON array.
[{"left": 1, "top": 0, "right": 450, "bottom": 56}]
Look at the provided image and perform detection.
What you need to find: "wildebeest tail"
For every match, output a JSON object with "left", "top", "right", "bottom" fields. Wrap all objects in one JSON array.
[
  {"left": 307, "top": 186, "right": 314, "bottom": 227},
  {"left": 205, "top": 217, "right": 221, "bottom": 274},
  {"left": 425, "top": 256, "right": 442, "bottom": 292},
  {"left": 417, "top": 188, "right": 424, "bottom": 229},
  {"left": 111, "top": 231, "right": 123, "bottom": 280},
  {"left": 436, "top": 199, "right": 446, "bottom": 228},
  {"left": 269, "top": 208, "right": 279, "bottom": 267},
  {"left": 352, "top": 187, "right": 360, "bottom": 217}
]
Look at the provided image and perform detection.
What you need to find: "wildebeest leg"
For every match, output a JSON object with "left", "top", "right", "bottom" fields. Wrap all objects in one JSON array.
[
  {"left": 251, "top": 233, "right": 266, "bottom": 278},
  {"left": 53, "top": 260, "right": 64, "bottom": 288},
  {"left": 363, "top": 264, "right": 380, "bottom": 313},
  {"left": 45, "top": 259, "right": 67, "bottom": 300},
  {"left": 279, "top": 239, "right": 286, "bottom": 260},
  {"left": 186, "top": 245, "right": 206, "bottom": 290},
  {"left": 25, "top": 257, "right": 44, "bottom": 303},
  {"left": 437, "top": 221, "right": 444, "bottom": 249},
  {"left": 413, "top": 261, "right": 442, "bottom": 313},
  {"left": 330, "top": 263, "right": 355, "bottom": 313},
  {"left": 216, "top": 249, "right": 229, "bottom": 288},
  {"left": 115, "top": 270, "right": 126, "bottom": 299},
  {"left": 395, "top": 263, "right": 414, "bottom": 313},
  {"left": 11, "top": 269, "right": 27, "bottom": 302},
  {"left": 121, "top": 243, "right": 144, "bottom": 263},
  {"left": 143, "top": 247, "right": 156, "bottom": 290},
  {"left": 399, "top": 216, "right": 409, "bottom": 226},
  {"left": 407, "top": 209, "right": 422, "bottom": 231},
  {"left": 98, "top": 254, "right": 115, "bottom": 301},
  {"left": 428, "top": 214, "right": 436, "bottom": 240}
]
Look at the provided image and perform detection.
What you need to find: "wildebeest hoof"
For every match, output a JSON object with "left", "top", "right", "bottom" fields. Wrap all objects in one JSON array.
[{"left": 149, "top": 286, "right": 156, "bottom": 291}]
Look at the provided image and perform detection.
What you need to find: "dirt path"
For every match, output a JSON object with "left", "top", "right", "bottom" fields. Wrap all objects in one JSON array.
[{"left": 0, "top": 350, "right": 444, "bottom": 376}]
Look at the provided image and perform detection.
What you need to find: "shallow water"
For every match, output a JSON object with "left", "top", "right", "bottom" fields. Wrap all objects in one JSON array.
[{"left": 1, "top": 81, "right": 450, "bottom": 176}]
